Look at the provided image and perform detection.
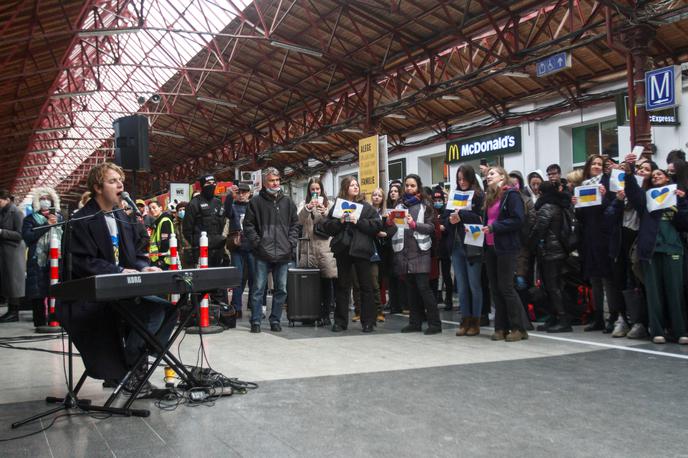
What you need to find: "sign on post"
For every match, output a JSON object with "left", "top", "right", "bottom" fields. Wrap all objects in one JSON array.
[
  {"left": 645, "top": 65, "right": 682, "bottom": 111},
  {"left": 359, "top": 135, "right": 379, "bottom": 197},
  {"left": 536, "top": 51, "right": 571, "bottom": 77}
]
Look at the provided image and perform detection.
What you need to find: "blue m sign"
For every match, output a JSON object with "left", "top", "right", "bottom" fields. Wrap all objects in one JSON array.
[{"left": 645, "top": 65, "right": 682, "bottom": 111}]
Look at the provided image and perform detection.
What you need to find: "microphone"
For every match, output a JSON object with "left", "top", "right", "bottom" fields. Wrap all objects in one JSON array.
[{"left": 120, "top": 192, "right": 142, "bottom": 216}]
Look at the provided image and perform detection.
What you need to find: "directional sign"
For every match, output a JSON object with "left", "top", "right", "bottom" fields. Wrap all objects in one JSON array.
[
  {"left": 536, "top": 51, "right": 571, "bottom": 77},
  {"left": 645, "top": 65, "right": 682, "bottom": 111}
]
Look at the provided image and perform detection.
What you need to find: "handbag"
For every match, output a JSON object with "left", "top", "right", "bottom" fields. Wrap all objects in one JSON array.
[
  {"left": 465, "top": 243, "right": 483, "bottom": 263},
  {"left": 225, "top": 230, "right": 242, "bottom": 251},
  {"left": 329, "top": 226, "right": 352, "bottom": 254},
  {"left": 313, "top": 221, "right": 330, "bottom": 239}
]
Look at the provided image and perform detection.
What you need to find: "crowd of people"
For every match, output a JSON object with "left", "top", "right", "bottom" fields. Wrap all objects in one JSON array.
[{"left": 2, "top": 148, "right": 688, "bottom": 347}]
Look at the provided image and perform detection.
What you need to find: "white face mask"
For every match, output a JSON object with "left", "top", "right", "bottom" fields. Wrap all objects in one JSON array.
[{"left": 39, "top": 199, "right": 51, "bottom": 209}]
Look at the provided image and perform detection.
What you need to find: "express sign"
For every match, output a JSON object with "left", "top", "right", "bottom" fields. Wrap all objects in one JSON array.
[{"left": 446, "top": 127, "right": 522, "bottom": 163}]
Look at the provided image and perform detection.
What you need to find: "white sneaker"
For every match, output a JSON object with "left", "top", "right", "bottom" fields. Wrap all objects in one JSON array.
[
  {"left": 627, "top": 323, "right": 648, "bottom": 339},
  {"left": 652, "top": 335, "right": 666, "bottom": 344},
  {"left": 611, "top": 318, "right": 629, "bottom": 338},
  {"left": 679, "top": 336, "right": 688, "bottom": 345}
]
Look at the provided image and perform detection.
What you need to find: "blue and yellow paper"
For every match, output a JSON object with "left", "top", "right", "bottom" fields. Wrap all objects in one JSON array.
[
  {"left": 332, "top": 198, "right": 364, "bottom": 220},
  {"left": 646, "top": 184, "right": 677, "bottom": 212},
  {"left": 447, "top": 190, "right": 474, "bottom": 211},
  {"left": 464, "top": 224, "right": 485, "bottom": 247},
  {"left": 574, "top": 185, "right": 601, "bottom": 208},
  {"left": 609, "top": 169, "right": 626, "bottom": 192}
]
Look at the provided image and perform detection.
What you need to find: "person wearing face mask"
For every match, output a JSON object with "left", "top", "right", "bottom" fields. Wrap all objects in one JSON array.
[
  {"left": 431, "top": 186, "right": 454, "bottom": 311},
  {"left": 21, "top": 188, "right": 64, "bottom": 328},
  {"left": 183, "top": 174, "right": 230, "bottom": 311},
  {"left": 0, "top": 189, "right": 26, "bottom": 323},
  {"left": 227, "top": 184, "right": 255, "bottom": 321}
]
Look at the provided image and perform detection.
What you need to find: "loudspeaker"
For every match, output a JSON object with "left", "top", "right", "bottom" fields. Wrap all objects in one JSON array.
[{"left": 113, "top": 115, "right": 149, "bottom": 171}]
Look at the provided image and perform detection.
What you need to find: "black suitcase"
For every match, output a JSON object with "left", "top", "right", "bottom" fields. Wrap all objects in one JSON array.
[{"left": 287, "top": 238, "right": 322, "bottom": 326}]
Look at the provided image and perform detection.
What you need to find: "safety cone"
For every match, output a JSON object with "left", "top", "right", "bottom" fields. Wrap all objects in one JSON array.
[
  {"left": 36, "top": 233, "right": 63, "bottom": 334},
  {"left": 186, "top": 231, "right": 223, "bottom": 334}
]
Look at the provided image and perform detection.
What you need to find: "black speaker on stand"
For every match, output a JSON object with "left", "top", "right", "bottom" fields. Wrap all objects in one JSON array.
[{"left": 113, "top": 115, "right": 149, "bottom": 196}]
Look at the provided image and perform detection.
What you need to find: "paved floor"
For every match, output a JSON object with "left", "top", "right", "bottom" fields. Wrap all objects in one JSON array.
[{"left": 1, "top": 305, "right": 687, "bottom": 457}]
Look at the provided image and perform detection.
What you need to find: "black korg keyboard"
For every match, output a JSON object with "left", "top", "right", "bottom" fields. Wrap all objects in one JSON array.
[{"left": 50, "top": 267, "right": 240, "bottom": 301}]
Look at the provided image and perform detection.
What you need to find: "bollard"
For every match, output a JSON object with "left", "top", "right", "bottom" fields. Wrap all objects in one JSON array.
[
  {"left": 36, "top": 233, "right": 63, "bottom": 334},
  {"left": 185, "top": 231, "right": 223, "bottom": 334},
  {"left": 169, "top": 233, "right": 180, "bottom": 305}
]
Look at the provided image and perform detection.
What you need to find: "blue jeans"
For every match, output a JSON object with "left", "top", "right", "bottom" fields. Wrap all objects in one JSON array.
[
  {"left": 452, "top": 245, "right": 483, "bottom": 318},
  {"left": 231, "top": 250, "right": 255, "bottom": 310},
  {"left": 250, "top": 260, "right": 289, "bottom": 324}
]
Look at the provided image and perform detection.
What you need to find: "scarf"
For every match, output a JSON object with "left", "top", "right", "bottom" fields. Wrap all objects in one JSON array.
[
  {"left": 402, "top": 194, "right": 421, "bottom": 206},
  {"left": 32, "top": 212, "right": 63, "bottom": 267},
  {"left": 582, "top": 174, "right": 602, "bottom": 186}
]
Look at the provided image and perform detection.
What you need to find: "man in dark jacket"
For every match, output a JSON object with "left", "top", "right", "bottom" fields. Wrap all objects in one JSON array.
[
  {"left": 243, "top": 167, "right": 300, "bottom": 333},
  {"left": 0, "top": 189, "right": 25, "bottom": 323}
]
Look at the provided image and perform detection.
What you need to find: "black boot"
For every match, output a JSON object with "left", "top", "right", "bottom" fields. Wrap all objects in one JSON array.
[
  {"left": 0, "top": 303, "right": 19, "bottom": 323},
  {"left": 547, "top": 315, "right": 573, "bottom": 333}
]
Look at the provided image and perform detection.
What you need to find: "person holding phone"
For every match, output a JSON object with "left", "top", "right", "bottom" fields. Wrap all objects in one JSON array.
[{"left": 22, "top": 187, "right": 64, "bottom": 328}]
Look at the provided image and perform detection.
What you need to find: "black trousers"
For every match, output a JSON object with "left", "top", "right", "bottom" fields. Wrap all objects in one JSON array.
[
  {"left": 430, "top": 257, "right": 453, "bottom": 303},
  {"left": 611, "top": 227, "right": 638, "bottom": 320},
  {"left": 485, "top": 247, "right": 526, "bottom": 332},
  {"left": 320, "top": 278, "right": 336, "bottom": 319},
  {"left": 406, "top": 272, "right": 441, "bottom": 328},
  {"left": 541, "top": 259, "right": 565, "bottom": 316},
  {"left": 334, "top": 254, "right": 375, "bottom": 327},
  {"left": 388, "top": 274, "right": 407, "bottom": 313}
]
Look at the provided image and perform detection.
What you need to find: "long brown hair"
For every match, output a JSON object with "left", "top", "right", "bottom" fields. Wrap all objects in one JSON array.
[
  {"left": 386, "top": 182, "right": 402, "bottom": 208},
  {"left": 484, "top": 166, "right": 508, "bottom": 208},
  {"left": 305, "top": 177, "right": 328, "bottom": 207},
  {"left": 582, "top": 154, "right": 604, "bottom": 179},
  {"left": 337, "top": 175, "right": 364, "bottom": 202}
]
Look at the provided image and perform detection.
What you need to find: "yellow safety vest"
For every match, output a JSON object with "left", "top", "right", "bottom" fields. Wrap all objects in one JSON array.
[{"left": 149, "top": 215, "right": 175, "bottom": 265}]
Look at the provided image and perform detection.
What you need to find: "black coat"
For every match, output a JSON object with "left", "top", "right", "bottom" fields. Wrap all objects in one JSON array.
[
  {"left": 485, "top": 188, "right": 525, "bottom": 255},
  {"left": 56, "top": 198, "right": 149, "bottom": 380},
  {"left": 444, "top": 189, "right": 484, "bottom": 252},
  {"left": 575, "top": 174, "right": 614, "bottom": 278},
  {"left": 243, "top": 189, "right": 300, "bottom": 263},
  {"left": 22, "top": 212, "right": 64, "bottom": 298},
  {"left": 322, "top": 201, "right": 382, "bottom": 260},
  {"left": 530, "top": 191, "right": 569, "bottom": 261}
]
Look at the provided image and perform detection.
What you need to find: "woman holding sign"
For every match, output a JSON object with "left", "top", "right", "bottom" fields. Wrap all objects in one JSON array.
[
  {"left": 481, "top": 167, "right": 529, "bottom": 341},
  {"left": 446, "top": 165, "right": 485, "bottom": 336},
  {"left": 624, "top": 167, "right": 688, "bottom": 344},
  {"left": 321, "top": 176, "right": 382, "bottom": 333},
  {"left": 386, "top": 174, "right": 442, "bottom": 334},
  {"left": 573, "top": 154, "right": 623, "bottom": 333}
]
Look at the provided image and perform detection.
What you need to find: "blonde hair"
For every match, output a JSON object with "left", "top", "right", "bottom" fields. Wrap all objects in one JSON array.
[
  {"left": 369, "top": 187, "right": 386, "bottom": 212},
  {"left": 485, "top": 166, "right": 508, "bottom": 208},
  {"left": 566, "top": 169, "right": 584, "bottom": 188},
  {"left": 87, "top": 162, "right": 124, "bottom": 195}
]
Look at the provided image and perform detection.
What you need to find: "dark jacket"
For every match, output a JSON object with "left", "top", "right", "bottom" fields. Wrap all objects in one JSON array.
[
  {"left": 22, "top": 212, "right": 64, "bottom": 298},
  {"left": 387, "top": 198, "right": 435, "bottom": 275},
  {"left": 444, "top": 189, "right": 484, "bottom": 253},
  {"left": 0, "top": 203, "right": 26, "bottom": 298},
  {"left": 625, "top": 171, "right": 688, "bottom": 261},
  {"left": 575, "top": 174, "right": 614, "bottom": 278},
  {"left": 228, "top": 200, "right": 252, "bottom": 252},
  {"left": 530, "top": 190, "right": 569, "bottom": 261},
  {"left": 57, "top": 198, "right": 150, "bottom": 380},
  {"left": 243, "top": 189, "right": 300, "bottom": 263},
  {"left": 485, "top": 188, "right": 525, "bottom": 255},
  {"left": 321, "top": 200, "right": 382, "bottom": 260},
  {"left": 182, "top": 194, "right": 226, "bottom": 254}
]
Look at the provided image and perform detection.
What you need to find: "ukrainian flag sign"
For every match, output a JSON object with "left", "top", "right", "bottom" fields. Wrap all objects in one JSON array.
[
  {"left": 447, "top": 190, "right": 474, "bottom": 211},
  {"left": 574, "top": 185, "right": 601, "bottom": 208},
  {"left": 646, "top": 184, "right": 677, "bottom": 212}
]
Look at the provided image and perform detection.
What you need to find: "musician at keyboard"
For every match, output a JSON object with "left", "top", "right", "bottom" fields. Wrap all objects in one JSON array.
[{"left": 57, "top": 163, "right": 175, "bottom": 392}]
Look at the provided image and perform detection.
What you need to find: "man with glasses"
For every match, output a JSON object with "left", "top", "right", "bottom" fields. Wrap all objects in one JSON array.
[{"left": 546, "top": 163, "right": 568, "bottom": 191}]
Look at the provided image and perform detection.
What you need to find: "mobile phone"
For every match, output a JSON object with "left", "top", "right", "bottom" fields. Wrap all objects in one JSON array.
[{"left": 49, "top": 208, "right": 56, "bottom": 215}]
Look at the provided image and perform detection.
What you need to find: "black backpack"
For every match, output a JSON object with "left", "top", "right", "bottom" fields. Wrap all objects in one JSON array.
[{"left": 559, "top": 206, "right": 579, "bottom": 253}]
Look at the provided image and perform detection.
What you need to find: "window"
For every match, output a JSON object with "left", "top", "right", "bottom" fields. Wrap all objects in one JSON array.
[
  {"left": 572, "top": 120, "right": 618, "bottom": 165},
  {"left": 388, "top": 158, "right": 406, "bottom": 183},
  {"left": 431, "top": 156, "right": 446, "bottom": 185}
]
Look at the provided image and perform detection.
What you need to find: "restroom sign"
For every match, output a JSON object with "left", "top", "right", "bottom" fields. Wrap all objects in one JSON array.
[{"left": 645, "top": 65, "right": 682, "bottom": 111}]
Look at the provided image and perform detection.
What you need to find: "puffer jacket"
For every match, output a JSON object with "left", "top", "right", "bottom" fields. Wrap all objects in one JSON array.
[
  {"left": 243, "top": 188, "right": 300, "bottom": 263},
  {"left": 386, "top": 197, "right": 435, "bottom": 275},
  {"left": 321, "top": 200, "right": 382, "bottom": 260},
  {"left": 530, "top": 190, "right": 570, "bottom": 261},
  {"left": 297, "top": 200, "right": 337, "bottom": 278}
]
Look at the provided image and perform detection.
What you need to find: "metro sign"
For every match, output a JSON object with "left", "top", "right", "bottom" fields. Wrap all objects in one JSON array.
[{"left": 645, "top": 65, "right": 682, "bottom": 111}]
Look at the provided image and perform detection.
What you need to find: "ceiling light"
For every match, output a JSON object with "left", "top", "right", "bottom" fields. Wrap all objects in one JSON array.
[
  {"left": 196, "top": 96, "right": 238, "bottom": 108},
  {"left": 35, "top": 127, "right": 69, "bottom": 134},
  {"left": 441, "top": 95, "right": 462, "bottom": 101},
  {"left": 269, "top": 40, "right": 322, "bottom": 57},
  {"left": 307, "top": 140, "right": 329, "bottom": 145},
  {"left": 28, "top": 148, "right": 58, "bottom": 154},
  {"left": 79, "top": 27, "right": 141, "bottom": 38},
  {"left": 342, "top": 128, "right": 363, "bottom": 133},
  {"left": 501, "top": 71, "right": 530, "bottom": 78},
  {"left": 152, "top": 130, "right": 185, "bottom": 139},
  {"left": 51, "top": 91, "right": 96, "bottom": 99},
  {"left": 384, "top": 113, "right": 407, "bottom": 119},
  {"left": 278, "top": 150, "right": 299, "bottom": 154}
]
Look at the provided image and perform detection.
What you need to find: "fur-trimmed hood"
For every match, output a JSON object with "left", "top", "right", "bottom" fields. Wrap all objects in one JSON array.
[{"left": 32, "top": 187, "right": 60, "bottom": 212}]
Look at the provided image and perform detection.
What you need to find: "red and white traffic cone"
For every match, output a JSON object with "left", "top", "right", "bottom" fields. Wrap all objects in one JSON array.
[
  {"left": 186, "top": 231, "right": 223, "bottom": 334},
  {"left": 36, "top": 233, "right": 62, "bottom": 333},
  {"left": 169, "top": 233, "right": 180, "bottom": 305}
]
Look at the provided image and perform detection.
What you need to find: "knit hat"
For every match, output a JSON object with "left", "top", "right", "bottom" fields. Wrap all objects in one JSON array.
[{"left": 199, "top": 174, "right": 215, "bottom": 187}]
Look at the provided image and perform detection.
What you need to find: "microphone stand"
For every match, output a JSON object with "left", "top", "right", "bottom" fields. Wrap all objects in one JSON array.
[{"left": 12, "top": 207, "right": 143, "bottom": 429}]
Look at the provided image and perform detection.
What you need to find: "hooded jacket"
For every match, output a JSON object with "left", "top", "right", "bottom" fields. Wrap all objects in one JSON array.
[
  {"left": 530, "top": 189, "right": 570, "bottom": 261},
  {"left": 243, "top": 188, "right": 300, "bottom": 263}
]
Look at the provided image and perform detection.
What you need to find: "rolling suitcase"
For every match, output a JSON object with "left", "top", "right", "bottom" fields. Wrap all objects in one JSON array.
[{"left": 287, "top": 238, "right": 322, "bottom": 326}]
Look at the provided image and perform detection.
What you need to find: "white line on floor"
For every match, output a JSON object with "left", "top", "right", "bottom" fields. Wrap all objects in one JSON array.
[{"left": 437, "top": 317, "right": 688, "bottom": 361}]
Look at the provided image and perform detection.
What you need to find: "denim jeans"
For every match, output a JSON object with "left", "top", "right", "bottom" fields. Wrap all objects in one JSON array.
[
  {"left": 250, "top": 259, "right": 288, "bottom": 324},
  {"left": 452, "top": 245, "right": 483, "bottom": 318},
  {"left": 231, "top": 250, "right": 255, "bottom": 311}
]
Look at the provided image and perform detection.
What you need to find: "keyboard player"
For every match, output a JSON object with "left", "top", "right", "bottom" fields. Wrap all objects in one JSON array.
[{"left": 57, "top": 163, "right": 175, "bottom": 393}]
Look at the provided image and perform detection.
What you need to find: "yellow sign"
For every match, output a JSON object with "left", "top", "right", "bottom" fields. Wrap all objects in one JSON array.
[{"left": 358, "top": 135, "right": 379, "bottom": 197}]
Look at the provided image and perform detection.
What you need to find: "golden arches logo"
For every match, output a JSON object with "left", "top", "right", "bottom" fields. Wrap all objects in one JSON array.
[{"left": 447, "top": 143, "right": 460, "bottom": 162}]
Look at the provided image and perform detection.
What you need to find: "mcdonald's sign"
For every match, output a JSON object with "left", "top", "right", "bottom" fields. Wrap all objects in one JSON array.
[{"left": 446, "top": 127, "right": 522, "bottom": 163}]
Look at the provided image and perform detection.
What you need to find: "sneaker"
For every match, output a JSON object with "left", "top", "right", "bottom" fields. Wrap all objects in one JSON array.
[
  {"left": 250, "top": 323, "right": 261, "bottom": 333},
  {"left": 506, "top": 329, "right": 525, "bottom": 342},
  {"left": 270, "top": 322, "right": 282, "bottom": 332},
  {"left": 376, "top": 313, "right": 385, "bottom": 323},
  {"left": 652, "top": 335, "right": 666, "bottom": 344},
  {"left": 626, "top": 323, "right": 648, "bottom": 339},
  {"left": 611, "top": 319, "right": 629, "bottom": 338},
  {"left": 490, "top": 330, "right": 506, "bottom": 341},
  {"left": 352, "top": 314, "right": 361, "bottom": 322},
  {"left": 679, "top": 336, "right": 688, "bottom": 345}
]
